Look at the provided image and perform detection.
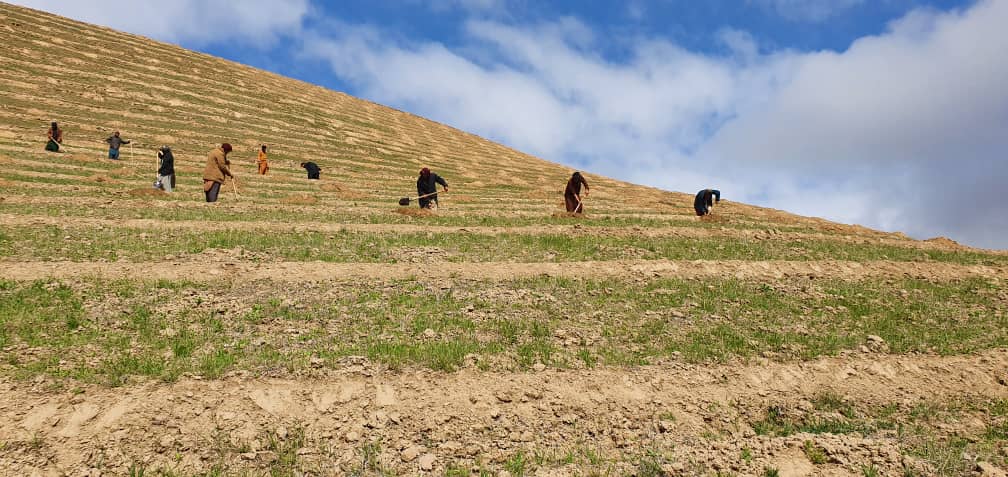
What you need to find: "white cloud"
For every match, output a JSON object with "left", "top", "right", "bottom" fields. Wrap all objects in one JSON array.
[
  {"left": 750, "top": 0, "right": 866, "bottom": 22},
  {"left": 306, "top": 0, "right": 1008, "bottom": 248},
  {"left": 413, "top": 0, "right": 508, "bottom": 14},
  {"left": 9, "top": 0, "right": 310, "bottom": 47}
]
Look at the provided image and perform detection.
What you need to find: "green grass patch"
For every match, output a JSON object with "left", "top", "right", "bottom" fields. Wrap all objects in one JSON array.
[{"left": 0, "top": 276, "right": 1003, "bottom": 385}]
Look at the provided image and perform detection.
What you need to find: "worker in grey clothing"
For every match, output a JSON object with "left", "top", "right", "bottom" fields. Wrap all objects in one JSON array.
[{"left": 106, "top": 131, "right": 130, "bottom": 160}]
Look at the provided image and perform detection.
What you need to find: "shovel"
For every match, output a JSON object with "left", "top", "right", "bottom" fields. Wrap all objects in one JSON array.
[{"left": 398, "top": 190, "right": 441, "bottom": 206}]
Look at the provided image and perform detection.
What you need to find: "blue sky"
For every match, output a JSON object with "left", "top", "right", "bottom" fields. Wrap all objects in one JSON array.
[{"left": 14, "top": 0, "right": 1008, "bottom": 249}]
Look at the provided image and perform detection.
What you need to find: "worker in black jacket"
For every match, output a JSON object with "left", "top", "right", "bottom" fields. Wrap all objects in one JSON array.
[
  {"left": 416, "top": 167, "right": 448, "bottom": 209},
  {"left": 301, "top": 161, "right": 321, "bottom": 180},
  {"left": 694, "top": 188, "right": 721, "bottom": 216},
  {"left": 155, "top": 146, "right": 175, "bottom": 192}
]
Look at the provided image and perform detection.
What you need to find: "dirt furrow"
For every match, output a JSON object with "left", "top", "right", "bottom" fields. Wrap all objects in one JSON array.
[
  {"left": 2, "top": 350, "right": 1006, "bottom": 475},
  {"left": 1, "top": 258, "right": 1004, "bottom": 283},
  {"left": 0, "top": 213, "right": 984, "bottom": 255}
]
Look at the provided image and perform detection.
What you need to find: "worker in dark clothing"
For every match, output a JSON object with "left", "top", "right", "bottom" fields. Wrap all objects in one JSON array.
[
  {"left": 694, "top": 189, "right": 721, "bottom": 216},
  {"left": 564, "top": 171, "right": 590, "bottom": 213},
  {"left": 46, "top": 121, "right": 63, "bottom": 152},
  {"left": 105, "top": 131, "right": 130, "bottom": 160},
  {"left": 301, "top": 161, "right": 321, "bottom": 179},
  {"left": 155, "top": 146, "right": 175, "bottom": 192},
  {"left": 416, "top": 167, "right": 448, "bottom": 209}
]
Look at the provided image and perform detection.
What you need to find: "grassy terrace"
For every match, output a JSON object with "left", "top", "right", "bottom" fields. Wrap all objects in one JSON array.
[
  {"left": 0, "top": 202, "right": 817, "bottom": 231},
  {"left": 1, "top": 225, "right": 1000, "bottom": 264},
  {"left": 742, "top": 395, "right": 1008, "bottom": 477},
  {"left": 1, "top": 276, "right": 1004, "bottom": 386}
]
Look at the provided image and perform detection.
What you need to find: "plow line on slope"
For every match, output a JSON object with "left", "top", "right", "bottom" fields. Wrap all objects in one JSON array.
[{"left": 0, "top": 258, "right": 1004, "bottom": 282}]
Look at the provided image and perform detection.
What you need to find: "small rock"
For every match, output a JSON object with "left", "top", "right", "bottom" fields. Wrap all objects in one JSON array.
[
  {"left": 867, "top": 335, "right": 885, "bottom": 344},
  {"left": 345, "top": 431, "right": 360, "bottom": 442},
  {"left": 310, "top": 357, "right": 324, "bottom": 368},
  {"left": 658, "top": 420, "right": 675, "bottom": 432},
  {"left": 978, "top": 462, "right": 1008, "bottom": 477},
  {"left": 532, "top": 363, "right": 546, "bottom": 372},
  {"left": 418, "top": 453, "right": 436, "bottom": 471},
  {"left": 401, "top": 446, "right": 422, "bottom": 462},
  {"left": 495, "top": 391, "right": 513, "bottom": 403},
  {"left": 489, "top": 408, "right": 502, "bottom": 419},
  {"left": 422, "top": 328, "right": 436, "bottom": 339}
]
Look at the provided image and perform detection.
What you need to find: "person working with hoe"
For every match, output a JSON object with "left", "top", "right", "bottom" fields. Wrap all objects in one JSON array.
[
  {"left": 416, "top": 167, "right": 448, "bottom": 209},
  {"left": 105, "top": 131, "right": 130, "bottom": 160},
  {"left": 45, "top": 121, "right": 63, "bottom": 152},
  {"left": 564, "top": 171, "right": 590, "bottom": 213},
  {"left": 300, "top": 161, "right": 321, "bottom": 180},
  {"left": 203, "top": 143, "right": 234, "bottom": 203},
  {"left": 694, "top": 188, "right": 721, "bottom": 216},
  {"left": 155, "top": 146, "right": 175, "bottom": 193}
]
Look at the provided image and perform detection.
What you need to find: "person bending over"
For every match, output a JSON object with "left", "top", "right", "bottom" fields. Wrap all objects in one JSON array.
[
  {"left": 564, "top": 171, "right": 589, "bottom": 213},
  {"left": 694, "top": 188, "right": 721, "bottom": 216},
  {"left": 301, "top": 161, "right": 321, "bottom": 179},
  {"left": 416, "top": 167, "right": 448, "bottom": 209}
]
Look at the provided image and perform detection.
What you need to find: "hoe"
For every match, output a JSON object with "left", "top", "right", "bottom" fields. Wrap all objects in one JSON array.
[{"left": 398, "top": 191, "right": 441, "bottom": 206}]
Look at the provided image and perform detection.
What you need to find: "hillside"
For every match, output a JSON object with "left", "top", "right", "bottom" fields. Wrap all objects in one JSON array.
[{"left": 1, "top": 3, "right": 1007, "bottom": 477}]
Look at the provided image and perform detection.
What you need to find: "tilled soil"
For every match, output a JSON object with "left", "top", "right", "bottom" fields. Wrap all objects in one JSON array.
[
  {"left": 1, "top": 258, "right": 1005, "bottom": 283},
  {"left": 0, "top": 213, "right": 972, "bottom": 253},
  {"left": 2, "top": 351, "right": 1007, "bottom": 476}
]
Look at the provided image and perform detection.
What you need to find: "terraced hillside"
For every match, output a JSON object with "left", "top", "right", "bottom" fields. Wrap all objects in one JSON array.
[{"left": 2, "top": 3, "right": 1008, "bottom": 477}]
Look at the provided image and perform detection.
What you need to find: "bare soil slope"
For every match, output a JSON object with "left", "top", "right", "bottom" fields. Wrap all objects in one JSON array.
[{"left": 1, "top": 4, "right": 1007, "bottom": 477}]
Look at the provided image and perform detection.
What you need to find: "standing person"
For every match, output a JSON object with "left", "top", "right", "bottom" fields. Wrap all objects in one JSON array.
[
  {"left": 564, "top": 171, "right": 590, "bottom": 213},
  {"left": 300, "top": 161, "right": 321, "bottom": 180},
  {"left": 694, "top": 188, "right": 721, "bottom": 216},
  {"left": 45, "top": 121, "right": 63, "bottom": 152},
  {"left": 105, "top": 131, "right": 130, "bottom": 160},
  {"left": 257, "top": 144, "right": 269, "bottom": 175},
  {"left": 155, "top": 146, "right": 175, "bottom": 193},
  {"left": 202, "top": 143, "right": 233, "bottom": 203},
  {"left": 416, "top": 167, "right": 448, "bottom": 209}
]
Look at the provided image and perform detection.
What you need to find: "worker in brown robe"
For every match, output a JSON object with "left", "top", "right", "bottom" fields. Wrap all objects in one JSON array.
[{"left": 564, "top": 171, "right": 590, "bottom": 213}]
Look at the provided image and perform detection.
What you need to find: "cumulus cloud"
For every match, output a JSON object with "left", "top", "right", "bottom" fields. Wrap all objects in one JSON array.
[
  {"left": 705, "top": 0, "right": 1008, "bottom": 247},
  {"left": 749, "top": 0, "right": 866, "bottom": 22},
  {"left": 411, "top": 0, "right": 509, "bottom": 14},
  {"left": 9, "top": 0, "right": 310, "bottom": 47},
  {"left": 305, "top": 0, "right": 1008, "bottom": 248}
]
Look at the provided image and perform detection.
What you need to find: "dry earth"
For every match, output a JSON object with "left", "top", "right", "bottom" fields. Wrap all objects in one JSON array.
[{"left": 4, "top": 351, "right": 1008, "bottom": 476}]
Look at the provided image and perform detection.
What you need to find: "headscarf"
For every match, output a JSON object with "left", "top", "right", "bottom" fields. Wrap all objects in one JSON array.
[{"left": 221, "top": 143, "right": 232, "bottom": 154}]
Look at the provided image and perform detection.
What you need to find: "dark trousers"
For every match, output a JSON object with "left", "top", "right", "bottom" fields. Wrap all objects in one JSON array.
[
  {"left": 418, "top": 194, "right": 438, "bottom": 209},
  {"left": 205, "top": 181, "right": 221, "bottom": 202}
]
